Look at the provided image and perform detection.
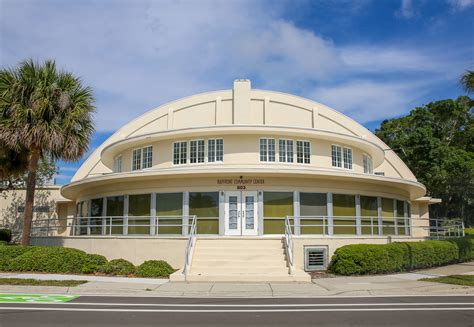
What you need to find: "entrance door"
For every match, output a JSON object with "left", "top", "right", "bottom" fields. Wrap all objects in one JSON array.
[{"left": 224, "top": 191, "right": 259, "bottom": 236}]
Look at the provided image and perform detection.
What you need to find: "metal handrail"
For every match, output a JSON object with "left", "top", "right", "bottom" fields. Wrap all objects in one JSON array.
[
  {"left": 183, "top": 215, "right": 197, "bottom": 279},
  {"left": 284, "top": 216, "right": 294, "bottom": 274}
]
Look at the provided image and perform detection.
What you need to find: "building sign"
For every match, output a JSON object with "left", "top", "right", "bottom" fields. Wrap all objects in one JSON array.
[{"left": 217, "top": 177, "right": 264, "bottom": 189}]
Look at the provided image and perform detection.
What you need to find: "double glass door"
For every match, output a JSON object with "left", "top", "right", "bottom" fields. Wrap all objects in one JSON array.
[{"left": 224, "top": 191, "right": 258, "bottom": 236}]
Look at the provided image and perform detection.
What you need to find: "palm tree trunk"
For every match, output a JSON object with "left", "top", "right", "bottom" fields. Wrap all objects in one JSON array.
[{"left": 21, "top": 148, "right": 40, "bottom": 246}]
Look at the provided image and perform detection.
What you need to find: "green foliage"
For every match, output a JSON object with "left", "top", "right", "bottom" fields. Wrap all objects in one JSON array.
[
  {"left": 7, "top": 247, "right": 90, "bottom": 274},
  {"left": 136, "top": 260, "right": 175, "bottom": 278},
  {"left": 81, "top": 254, "right": 108, "bottom": 274},
  {"left": 375, "top": 96, "right": 474, "bottom": 225},
  {"left": 0, "top": 245, "right": 38, "bottom": 270},
  {"left": 329, "top": 238, "right": 472, "bottom": 275},
  {"left": 465, "top": 228, "right": 474, "bottom": 235},
  {"left": 103, "top": 259, "right": 136, "bottom": 276},
  {"left": 0, "top": 229, "right": 11, "bottom": 243},
  {"left": 0, "top": 241, "right": 8, "bottom": 246}
]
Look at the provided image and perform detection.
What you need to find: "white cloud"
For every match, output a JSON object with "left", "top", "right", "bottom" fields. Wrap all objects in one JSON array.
[
  {"left": 448, "top": 0, "right": 474, "bottom": 10},
  {"left": 395, "top": 0, "right": 415, "bottom": 19},
  {"left": 0, "top": 0, "right": 467, "bottom": 131},
  {"left": 310, "top": 79, "right": 432, "bottom": 123}
]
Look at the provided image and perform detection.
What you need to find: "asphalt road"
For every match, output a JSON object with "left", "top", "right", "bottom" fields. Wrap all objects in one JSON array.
[{"left": 0, "top": 295, "right": 472, "bottom": 326}]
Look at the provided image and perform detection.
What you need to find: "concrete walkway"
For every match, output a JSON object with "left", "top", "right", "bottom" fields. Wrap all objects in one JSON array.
[{"left": 0, "top": 262, "right": 472, "bottom": 298}]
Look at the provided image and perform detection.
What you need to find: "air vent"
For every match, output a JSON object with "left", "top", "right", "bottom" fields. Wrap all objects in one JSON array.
[
  {"left": 374, "top": 172, "right": 385, "bottom": 176},
  {"left": 304, "top": 246, "right": 328, "bottom": 271}
]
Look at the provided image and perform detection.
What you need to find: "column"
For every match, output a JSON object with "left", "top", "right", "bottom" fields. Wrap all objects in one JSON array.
[
  {"left": 293, "top": 191, "right": 300, "bottom": 235},
  {"left": 182, "top": 192, "right": 189, "bottom": 236},
  {"left": 258, "top": 191, "right": 264, "bottom": 235},
  {"left": 327, "top": 193, "right": 334, "bottom": 236},
  {"left": 150, "top": 193, "right": 156, "bottom": 236},
  {"left": 377, "top": 197, "right": 383, "bottom": 236},
  {"left": 219, "top": 191, "right": 225, "bottom": 236},
  {"left": 355, "top": 195, "right": 361, "bottom": 236},
  {"left": 101, "top": 197, "right": 107, "bottom": 236},
  {"left": 393, "top": 199, "right": 398, "bottom": 236},
  {"left": 123, "top": 195, "right": 129, "bottom": 235}
]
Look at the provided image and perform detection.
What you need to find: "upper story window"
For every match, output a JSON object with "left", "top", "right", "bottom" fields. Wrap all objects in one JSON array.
[
  {"left": 363, "top": 153, "right": 373, "bottom": 174},
  {"left": 190, "top": 140, "right": 205, "bottom": 164},
  {"left": 173, "top": 141, "right": 187, "bottom": 165},
  {"left": 113, "top": 155, "right": 122, "bottom": 173},
  {"left": 260, "top": 138, "right": 275, "bottom": 162},
  {"left": 208, "top": 139, "right": 224, "bottom": 162},
  {"left": 279, "top": 139, "right": 293, "bottom": 163},
  {"left": 132, "top": 146, "right": 153, "bottom": 171},
  {"left": 343, "top": 147, "right": 352, "bottom": 169},
  {"left": 296, "top": 140, "right": 311, "bottom": 164},
  {"left": 332, "top": 144, "right": 352, "bottom": 169}
]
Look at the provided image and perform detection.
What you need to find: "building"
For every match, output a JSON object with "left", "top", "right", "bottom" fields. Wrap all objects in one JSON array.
[{"left": 16, "top": 80, "right": 444, "bottom": 281}]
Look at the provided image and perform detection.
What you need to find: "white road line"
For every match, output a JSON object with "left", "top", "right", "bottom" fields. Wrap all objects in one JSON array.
[
  {"left": 0, "top": 302, "right": 472, "bottom": 307},
  {"left": 0, "top": 306, "right": 473, "bottom": 313}
]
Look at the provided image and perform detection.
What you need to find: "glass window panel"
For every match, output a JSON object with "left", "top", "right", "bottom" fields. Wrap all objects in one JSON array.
[
  {"left": 333, "top": 194, "right": 356, "bottom": 235},
  {"left": 343, "top": 147, "right": 352, "bottom": 169},
  {"left": 382, "top": 198, "right": 395, "bottom": 235},
  {"left": 156, "top": 193, "right": 183, "bottom": 234},
  {"left": 142, "top": 146, "right": 153, "bottom": 169},
  {"left": 190, "top": 140, "right": 204, "bottom": 164},
  {"left": 279, "top": 139, "right": 293, "bottom": 163},
  {"left": 173, "top": 141, "right": 187, "bottom": 164},
  {"left": 300, "top": 193, "right": 327, "bottom": 216},
  {"left": 216, "top": 139, "right": 223, "bottom": 162},
  {"left": 106, "top": 196, "right": 124, "bottom": 235},
  {"left": 297, "top": 141, "right": 310, "bottom": 164},
  {"left": 128, "top": 194, "right": 151, "bottom": 235},
  {"left": 360, "top": 196, "right": 378, "bottom": 235},
  {"left": 114, "top": 155, "right": 122, "bottom": 173},
  {"left": 260, "top": 138, "right": 267, "bottom": 161},
  {"left": 332, "top": 145, "right": 342, "bottom": 167},
  {"left": 363, "top": 154, "right": 373, "bottom": 174},
  {"left": 90, "top": 198, "right": 103, "bottom": 235},
  {"left": 208, "top": 139, "right": 216, "bottom": 162},
  {"left": 245, "top": 195, "right": 255, "bottom": 229},
  {"left": 189, "top": 192, "right": 219, "bottom": 235},
  {"left": 132, "top": 149, "right": 141, "bottom": 170},
  {"left": 263, "top": 192, "right": 293, "bottom": 234}
]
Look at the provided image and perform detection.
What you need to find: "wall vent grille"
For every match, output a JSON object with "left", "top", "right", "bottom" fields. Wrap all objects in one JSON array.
[{"left": 304, "top": 246, "right": 328, "bottom": 271}]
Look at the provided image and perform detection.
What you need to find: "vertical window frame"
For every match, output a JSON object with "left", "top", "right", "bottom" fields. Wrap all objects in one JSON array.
[
  {"left": 173, "top": 141, "right": 188, "bottom": 165},
  {"left": 190, "top": 139, "right": 205, "bottom": 164},
  {"left": 363, "top": 153, "right": 373, "bottom": 174},
  {"left": 208, "top": 138, "right": 224, "bottom": 163},
  {"left": 279, "top": 139, "right": 294, "bottom": 163},
  {"left": 113, "top": 155, "right": 122, "bottom": 173},
  {"left": 260, "top": 137, "right": 275, "bottom": 162},
  {"left": 132, "top": 148, "right": 142, "bottom": 171},
  {"left": 296, "top": 140, "right": 311, "bottom": 164}
]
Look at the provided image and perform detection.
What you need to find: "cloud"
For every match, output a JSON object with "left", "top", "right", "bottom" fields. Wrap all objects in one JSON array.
[
  {"left": 395, "top": 0, "right": 416, "bottom": 19},
  {"left": 309, "top": 79, "right": 432, "bottom": 123},
  {"left": 448, "top": 0, "right": 474, "bottom": 10}
]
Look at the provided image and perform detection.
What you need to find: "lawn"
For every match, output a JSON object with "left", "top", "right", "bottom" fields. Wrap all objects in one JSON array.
[
  {"left": 0, "top": 278, "right": 87, "bottom": 287},
  {"left": 420, "top": 275, "right": 474, "bottom": 286}
]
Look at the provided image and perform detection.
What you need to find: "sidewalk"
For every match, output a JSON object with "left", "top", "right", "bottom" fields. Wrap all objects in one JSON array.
[{"left": 0, "top": 262, "right": 472, "bottom": 298}]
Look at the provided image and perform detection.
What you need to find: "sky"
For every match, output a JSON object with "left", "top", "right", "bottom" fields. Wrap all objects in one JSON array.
[{"left": 1, "top": 0, "right": 473, "bottom": 184}]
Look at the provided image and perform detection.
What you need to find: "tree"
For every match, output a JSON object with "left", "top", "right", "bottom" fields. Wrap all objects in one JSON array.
[
  {"left": 0, "top": 59, "right": 95, "bottom": 245},
  {"left": 461, "top": 70, "right": 474, "bottom": 93},
  {"left": 375, "top": 96, "right": 474, "bottom": 226}
]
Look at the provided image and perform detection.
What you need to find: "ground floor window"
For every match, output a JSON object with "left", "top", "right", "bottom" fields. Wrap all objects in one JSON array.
[
  {"left": 263, "top": 192, "right": 293, "bottom": 234},
  {"left": 189, "top": 192, "right": 219, "bottom": 234},
  {"left": 107, "top": 196, "right": 124, "bottom": 235},
  {"left": 332, "top": 194, "right": 356, "bottom": 234},
  {"left": 300, "top": 192, "right": 327, "bottom": 234},
  {"left": 128, "top": 194, "right": 151, "bottom": 235},
  {"left": 156, "top": 193, "right": 183, "bottom": 234},
  {"left": 360, "top": 195, "right": 378, "bottom": 235}
]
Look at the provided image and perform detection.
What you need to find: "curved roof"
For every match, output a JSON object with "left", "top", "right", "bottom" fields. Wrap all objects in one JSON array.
[{"left": 70, "top": 80, "right": 418, "bottom": 187}]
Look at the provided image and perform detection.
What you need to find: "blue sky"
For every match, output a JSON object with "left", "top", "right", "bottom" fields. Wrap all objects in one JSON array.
[{"left": 1, "top": 0, "right": 473, "bottom": 184}]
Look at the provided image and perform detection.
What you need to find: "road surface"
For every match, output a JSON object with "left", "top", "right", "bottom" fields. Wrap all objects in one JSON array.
[{"left": 0, "top": 294, "right": 472, "bottom": 326}]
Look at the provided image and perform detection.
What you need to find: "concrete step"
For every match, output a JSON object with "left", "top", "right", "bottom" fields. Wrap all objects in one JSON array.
[
  {"left": 184, "top": 272, "right": 311, "bottom": 283},
  {"left": 192, "top": 261, "right": 288, "bottom": 269},
  {"left": 190, "top": 266, "right": 289, "bottom": 274}
]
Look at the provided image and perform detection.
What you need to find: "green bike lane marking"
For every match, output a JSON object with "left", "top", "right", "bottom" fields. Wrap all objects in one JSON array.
[{"left": 0, "top": 294, "right": 79, "bottom": 303}]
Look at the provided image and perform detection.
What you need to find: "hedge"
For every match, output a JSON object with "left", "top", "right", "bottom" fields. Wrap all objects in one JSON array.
[
  {"left": 0, "top": 229, "right": 11, "bottom": 243},
  {"left": 103, "top": 259, "right": 136, "bottom": 276},
  {"left": 136, "top": 260, "right": 175, "bottom": 278},
  {"left": 329, "top": 238, "right": 473, "bottom": 276},
  {"left": 0, "top": 245, "right": 38, "bottom": 271}
]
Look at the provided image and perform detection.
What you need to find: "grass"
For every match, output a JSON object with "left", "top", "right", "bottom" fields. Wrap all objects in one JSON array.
[
  {"left": 420, "top": 275, "right": 474, "bottom": 286},
  {"left": 0, "top": 278, "right": 87, "bottom": 287}
]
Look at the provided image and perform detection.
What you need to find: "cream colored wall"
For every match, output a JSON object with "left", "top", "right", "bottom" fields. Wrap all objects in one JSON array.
[
  {"left": 112, "top": 135, "right": 368, "bottom": 174},
  {"left": 71, "top": 80, "right": 418, "bottom": 187},
  {"left": 30, "top": 237, "right": 187, "bottom": 267},
  {"left": 0, "top": 187, "right": 73, "bottom": 241}
]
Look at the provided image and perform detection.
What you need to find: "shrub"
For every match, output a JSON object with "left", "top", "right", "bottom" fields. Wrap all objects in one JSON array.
[
  {"left": 103, "top": 259, "right": 136, "bottom": 276},
  {"left": 0, "top": 229, "right": 12, "bottom": 243},
  {"left": 136, "top": 260, "right": 175, "bottom": 278},
  {"left": 328, "top": 243, "right": 408, "bottom": 275},
  {"left": 0, "top": 241, "right": 8, "bottom": 246},
  {"left": 0, "top": 245, "right": 37, "bottom": 271},
  {"left": 449, "top": 237, "right": 474, "bottom": 262},
  {"left": 329, "top": 239, "right": 466, "bottom": 276},
  {"left": 8, "top": 247, "right": 90, "bottom": 274}
]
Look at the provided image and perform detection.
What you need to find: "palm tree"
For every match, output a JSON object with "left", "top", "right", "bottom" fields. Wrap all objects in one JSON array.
[
  {"left": 0, "top": 141, "right": 29, "bottom": 186},
  {"left": 461, "top": 70, "right": 474, "bottom": 94},
  {"left": 0, "top": 59, "right": 95, "bottom": 245}
]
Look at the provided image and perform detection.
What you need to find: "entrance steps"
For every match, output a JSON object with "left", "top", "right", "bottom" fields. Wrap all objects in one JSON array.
[{"left": 170, "top": 238, "right": 310, "bottom": 282}]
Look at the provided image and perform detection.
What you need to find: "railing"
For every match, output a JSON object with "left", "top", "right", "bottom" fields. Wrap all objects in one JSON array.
[
  {"left": 183, "top": 215, "right": 197, "bottom": 280},
  {"left": 429, "top": 218, "right": 465, "bottom": 239},
  {"left": 29, "top": 216, "right": 195, "bottom": 237},
  {"left": 284, "top": 216, "right": 465, "bottom": 238},
  {"left": 284, "top": 216, "right": 294, "bottom": 274}
]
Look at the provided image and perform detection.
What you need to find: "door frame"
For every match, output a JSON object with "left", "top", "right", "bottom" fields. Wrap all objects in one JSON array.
[{"left": 224, "top": 191, "right": 259, "bottom": 236}]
